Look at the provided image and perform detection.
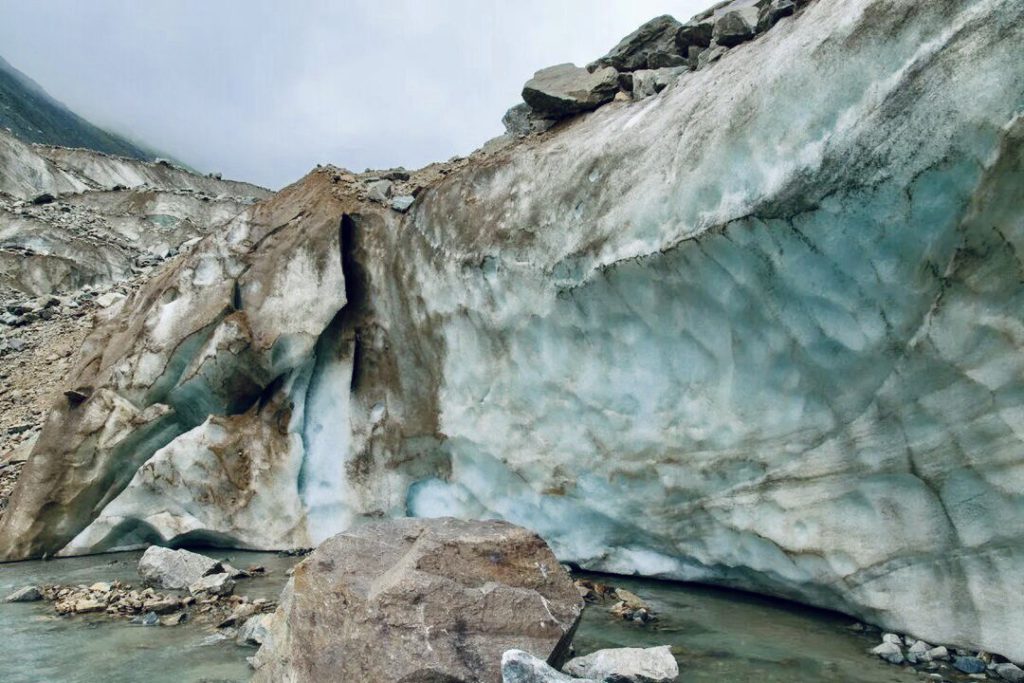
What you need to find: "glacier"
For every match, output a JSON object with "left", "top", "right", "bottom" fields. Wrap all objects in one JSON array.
[{"left": 2, "top": 0, "right": 1023, "bottom": 663}]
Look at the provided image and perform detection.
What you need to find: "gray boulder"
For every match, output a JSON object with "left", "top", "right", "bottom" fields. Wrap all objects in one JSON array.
[
  {"left": 522, "top": 64, "right": 619, "bottom": 117},
  {"left": 502, "top": 103, "right": 557, "bottom": 137},
  {"left": 757, "top": 0, "right": 797, "bottom": 32},
  {"left": 675, "top": 19, "right": 715, "bottom": 52},
  {"left": 365, "top": 179, "right": 392, "bottom": 204},
  {"left": 237, "top": 613, "right": 273, "bottom": 647},
  {"left": 137, "top": 546, "right": 221, "bottom": 590},
  {"left": 502, "top": 650, "right": 599, "bottom": 683},
  {"left": 251, "top": 517, "right": 584, "bottom": 683},
  {"left": 563, "top": 646, "right": 679, "bottom": 683},
  {"left": 3, "top": 585, "right": 42, "bottom": 602},
  {"left": 592, "top": 15, "right": 684, "bottom": 72},
  {"left": 390, "top": 195, "right": 415, "bottom": 212},
  {"left": 713, "top": 7, "right": 760, "bottom": 47}
]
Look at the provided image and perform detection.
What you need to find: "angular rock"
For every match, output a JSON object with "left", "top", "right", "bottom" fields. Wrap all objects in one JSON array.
[
  {"left": 502, "top": 650, "right": 598, "bottom": 683},
  {"left": 142, "top": 597, "right": 181, "bottom": 614},
  {"left": 564, "top": 646, "right": 679, "bottom": 683},
  {"left": 675, "top": 19, "right": 715, "bottom": 52},
  {"left": 882, "top": 633, "right": 902, "bottom": 645},
  {"left": 4, "top": 585, "right": 42, "bottom": 602},
  {"left": 73, "top": 598, "right": 106, "bottom": 614},
  {"left": 159, "top": 612, "right": 187, "bottom": 626},
  {"left": 870, "top": 642, "right": 904, "bottom": 665},
  {"left": 138, "top": 546, "right": 221, "bottom": 590},
  {"left": 522, "top": 64, "right": 619, "bottom": 117},
  {"left": 365, "top": 179, "right": 392, "bottom": 204},
  {"left": 631, "top": 68, "right": 686, "bottom": 100},
  {"left": 592, "top": 15, "right": 684, "bottom": 72},
  {"left": 954, "top": 656, "right": 987, "bottom": 674},
  {"left": 390, "top": 194, "right": 415, "bottom": 212},
  {"left": 923, "top": 646, "right": 949, "bottom": 662},
  {"left": 237, "top": 613, "right": 273, "bottom": 647},
  {"left": 713, "top": 7, "right": 759, "bottom": 47},
  {"left": 995, "top": 663, "right": 1024, "bottom": 683},
  {"left": 189, "top": 572, "right": 235, "bottom": 596},
  {"left": 502, "top": 103, "right": 557, "bottom": 137},
  {"left": 757, "top": 0, "right": 796, "bottom": 32},
  {"left": 251, "top": 518, "right": 583, "bottom": 683}
]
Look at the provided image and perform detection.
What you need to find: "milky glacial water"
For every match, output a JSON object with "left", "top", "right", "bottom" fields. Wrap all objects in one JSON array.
[{"left": 1, "top": 553, "right": 933, "bottom": 682}]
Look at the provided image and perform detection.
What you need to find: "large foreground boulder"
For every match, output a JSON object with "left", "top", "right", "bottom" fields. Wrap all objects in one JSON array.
[{"left": 251, "top": 518, "right": 584, "bottom": 683}]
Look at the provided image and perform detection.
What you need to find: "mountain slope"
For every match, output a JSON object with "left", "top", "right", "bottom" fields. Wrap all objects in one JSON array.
[{"left": 0, "top": 54, "right": 153, "bottom": 160}]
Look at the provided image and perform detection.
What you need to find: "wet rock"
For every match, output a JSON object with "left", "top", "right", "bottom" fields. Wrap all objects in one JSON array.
[
  {"left": 954, "top": 656, "right": 987, "bottom": 674},
  {"left": 4, "top": 585, "right": 43, "bottom": 602},
  {"left": 923, "top": 646, "right": 949, "bottom": 662},
  {"left": 237, "top": 613, "right": 273, "bottom": 647},
  {"left": 132, "top": 611, "right": 159, "bottom": 626},
  {"left": 995, "top": 663, "right": 1024, "bottom": 682},
  {"left": 591, "top": 15, "right": 684, "bottom": 72},
  {"left": 251, "top": 518, "right": 583, "bottom": 683},
  {"left": 522, "top": 63, "right": 619, "bottom": 117},
  {"left": 189, "top": 572, "right": 235, "bottom": 597},
  {"left": 30, "top": 193, "right": 55, "bottom": 205},
  {"left": 871, "top": 642, "right": 904, "bottom": 665},
  {"left": 713, "top": 7, "right": 759, "bottom": 47},
  {"left": 502, "top": 103, "right": 557, "bottom": 137},
  {"left": 138, "top": 546, "right": 222, "bottom": 590},
  {"left": 502, "top": 650, "right": 598, "bottom": 683},
  {"left": 564, "top": 646, "right": 679, "bottom": 683}
]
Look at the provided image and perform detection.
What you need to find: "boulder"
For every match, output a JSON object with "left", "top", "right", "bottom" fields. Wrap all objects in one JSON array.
[
  {"left": 502, "top": 650, "right": 598, "bottom": 683},
  {"left": 757, "top": 0, "right": 796, "bottom": 32},
  {"left": 502, "top": 103, "right": 557, "bottom": 137},
  {"left": 251, "top": 518, "right": 583, "bottom": 683},
  {"left": 390, "top": 194, "right": 415, "bottom": 212},
  {"left": 137, "top": 546, "right": 221, "bottom": 590},
  {"left": 4, "top": 585, "right": 42, "bottom": 602},
  {"left": 365, "top": 179, "right": 392, "bottom": 203},
  {"left": 522, "top": 64, "right": 619, "bottom": 117},
  {"left": 675, "top": 19, "right": 715, "bottom": 52},
  {"left": 563, "top": 646, "right": 679, "bottom": 683},
  {"left": 591, "top": 15, "right": 684, "bottom": 72},
  {"left": 712, "top": 7, "right": 759, "bottom": 47}
]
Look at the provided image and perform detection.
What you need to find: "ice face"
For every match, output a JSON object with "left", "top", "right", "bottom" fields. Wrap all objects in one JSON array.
[{"left": 5, "top": 0, "right": 1024, "bottom": 665}]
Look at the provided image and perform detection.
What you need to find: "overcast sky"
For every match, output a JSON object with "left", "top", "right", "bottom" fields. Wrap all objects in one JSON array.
[{"left": 0, "top": 1, "right": 706, "bottom": 189}]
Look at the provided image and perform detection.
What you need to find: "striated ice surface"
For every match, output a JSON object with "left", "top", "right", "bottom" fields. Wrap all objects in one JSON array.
[{"left": 4, "top": 0, "right": 1024, "bottom": 665}]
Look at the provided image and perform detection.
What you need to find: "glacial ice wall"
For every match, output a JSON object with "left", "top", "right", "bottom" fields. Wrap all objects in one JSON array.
[{"left": 2, "top": 0, "right": 1023, "bottom": 664}]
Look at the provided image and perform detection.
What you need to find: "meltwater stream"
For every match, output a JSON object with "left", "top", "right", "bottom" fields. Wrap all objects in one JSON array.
[{"left": 0, "top": 553, "right": 926, "bottom": 683}]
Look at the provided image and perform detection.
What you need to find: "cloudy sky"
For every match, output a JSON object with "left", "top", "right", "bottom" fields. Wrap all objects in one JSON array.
[{"left": 0, "top": 1, "right": 705, "bottom": 188}]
